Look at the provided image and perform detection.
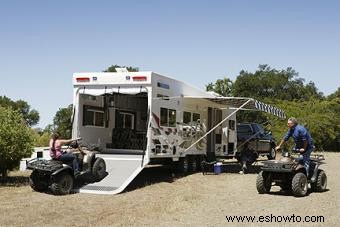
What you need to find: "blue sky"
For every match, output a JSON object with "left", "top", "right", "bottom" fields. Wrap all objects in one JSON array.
[{"left": 1, "top": 0, "right": 339, "bottom": 128}]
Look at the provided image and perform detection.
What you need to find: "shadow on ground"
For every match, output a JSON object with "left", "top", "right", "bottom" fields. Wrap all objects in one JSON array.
[
  {"left": 124, "top": 162, "right": 263, "bottom": 193},
  {"left": 0, "top": 176, "right": 29, "bottom": 187}
]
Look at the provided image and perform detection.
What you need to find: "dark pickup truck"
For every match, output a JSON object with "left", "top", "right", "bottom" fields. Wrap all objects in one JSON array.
[{"left": 237, "top": 123, "right": 276, "bottom": 161}]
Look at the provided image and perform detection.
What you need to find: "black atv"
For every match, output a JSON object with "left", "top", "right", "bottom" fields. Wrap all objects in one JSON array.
[
  {"left": 256, "top": 148, "right": 327, "bottom": 197},
  {"left": 27, "top": 140, "right": 106, "bottom": 195}
]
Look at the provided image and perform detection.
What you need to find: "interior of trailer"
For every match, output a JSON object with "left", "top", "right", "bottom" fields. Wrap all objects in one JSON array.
[{"left": 78, "top": 92, "right": 148, "bottom": 152}]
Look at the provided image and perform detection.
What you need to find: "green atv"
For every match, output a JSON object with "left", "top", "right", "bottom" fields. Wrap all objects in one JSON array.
[{"left": 256, "top": 148, "right": 327, "bottom": 197}]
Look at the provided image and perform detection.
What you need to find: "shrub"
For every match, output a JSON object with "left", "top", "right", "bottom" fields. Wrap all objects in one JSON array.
[{"left": 0, "top": 107, "right": 34, "bottom": 177}]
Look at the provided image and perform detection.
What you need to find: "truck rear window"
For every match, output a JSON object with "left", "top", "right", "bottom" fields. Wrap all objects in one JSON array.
[{"left": 237, "top": 125, "right": 253, "bottom": 133}]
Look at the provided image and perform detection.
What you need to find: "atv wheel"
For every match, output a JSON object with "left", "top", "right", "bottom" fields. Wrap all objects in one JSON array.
[
  {"left": 256, "top": 171, "right": 272, "bottom": 194},
  {"left": 311, "top": 170, "right": 327, "bottom": 192},
  {"left": 51, "top": 172, "right": 73, "bottom": 195},
  {"left": 292, "top": 172, "right": 308, "bottom": 197},
  {"left": 267, "top": 147, "right": 276, "bottom": 160},
  {"left": 92, "top": 157, "right": 106, "bottom": 180},
  {"left": 29, "top": 170, "right": 49, "bottom": 192}
]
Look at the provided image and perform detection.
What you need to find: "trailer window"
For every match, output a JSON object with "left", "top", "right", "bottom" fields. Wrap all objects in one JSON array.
[
  {"left": 83, "top": 105, "right": 105, "bottom": 127},
  {"left": 169, "top": 109, "right": 176, "bottom": 127},
  {"left": 120, "top": 112, "right": 135, "bottom": 129},
  {"left": 183, "top": 111, "right": 191, "bottom": 124},
  {"left": 229, "top": 120, "right": 235, "bottom": 130},
  {"left": 160, "top": 108, "right": 176, "bottom": 127},
  {"left": 160, "top": 108, "right": 168, "bottom": 126},
  {"left": 193, "top": 113, "right": 200, "bottom": 122}
]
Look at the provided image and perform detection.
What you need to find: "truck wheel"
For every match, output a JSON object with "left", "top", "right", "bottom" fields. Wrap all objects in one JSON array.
[
  {"left": 292, "top": 172, "right": 308, "bottom": 197},
  {"left": 267, "top": 147, "right": 276, "bottom": 160},
  {"left": 311, "top": 170, "right": 327, "bottom": 192},
  {"left": 29, "top": 170, "right": 49, "bottom": 192},
  {"left": 256, "top": 171, "right": 271, "bottom": 194},
  {"left": 51, "top": 172, "right": 73, "bottom": 195},
  {"left": 92, "top": 157, "right": 106, "bottom": 180}
]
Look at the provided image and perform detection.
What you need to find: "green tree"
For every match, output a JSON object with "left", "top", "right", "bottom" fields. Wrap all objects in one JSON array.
[
  {"left": 206, "top": 77, "right": 233, "bottom": 97},
  {"left": 327, "top": 87, "right": 340, "bottom": 99},
  {"left": 0, "top": 96, "right": 40, "bottom": 126},
  {"left": 0, "top": 107, "right": 34, "bottom": 177},
  {"left": 53, "top": 104, "right": 73, "bottom": 139},
  {"left": 233, "top": 65, "right": 323, "bottom": 101},
  {"left": 104, "top": 65, "right": 139, "bottom": 72}
]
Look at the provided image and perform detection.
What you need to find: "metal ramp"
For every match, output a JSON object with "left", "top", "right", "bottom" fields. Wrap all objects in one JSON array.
[{"left": 75, "top": 153, "right": 148, "bottom": 195}]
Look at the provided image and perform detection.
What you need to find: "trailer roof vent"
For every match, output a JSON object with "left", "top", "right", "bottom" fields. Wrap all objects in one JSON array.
[{"left": 115, "top": 67, "right": 129, "bottom": 73}]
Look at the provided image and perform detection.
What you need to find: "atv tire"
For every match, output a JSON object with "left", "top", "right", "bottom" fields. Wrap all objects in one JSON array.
[
  {"left": 256, "top": 171, "right": 272, "bottom": 194},
  {"left": 51, "top": 172, "right": 74, "bottom": 195},
  {"left": 92, "top": 157, "right": 106, "bottom": 180},
  {"left": 292, "top": 172, "right": 308, "bottom": 197},
  {"left": 29, "top": 170, "right": 49, "bottom": 192},
  {"left": 311, "top": 170, "right": 327, "bottom": 192},
  {"left": 267, "top": 147, "right": 276, "bottom": 160}
]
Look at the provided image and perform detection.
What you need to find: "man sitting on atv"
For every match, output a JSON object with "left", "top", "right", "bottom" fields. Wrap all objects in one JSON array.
[
  {"left": 49, "top": 133, "right": 81, "bottom": 176},
  {"left": 275, "top": 117, "right": 314, "bottom": 176}
]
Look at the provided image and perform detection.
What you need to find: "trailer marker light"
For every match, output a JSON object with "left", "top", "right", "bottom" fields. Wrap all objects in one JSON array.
[
  {"left": 132, "top": 76, "right": 147, "bottom": 81},
  {"left": 76, "top": 77, "right": 90, "bottom": 82}
]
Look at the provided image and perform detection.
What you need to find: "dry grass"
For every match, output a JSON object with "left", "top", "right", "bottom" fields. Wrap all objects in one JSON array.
[{"left": 1, "top": 153, "right": 339, "bottom": 226}]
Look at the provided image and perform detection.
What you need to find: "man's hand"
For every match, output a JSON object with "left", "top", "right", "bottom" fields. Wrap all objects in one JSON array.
[{"left": 299, "top": 148, "right": 305, "bottom": 153}]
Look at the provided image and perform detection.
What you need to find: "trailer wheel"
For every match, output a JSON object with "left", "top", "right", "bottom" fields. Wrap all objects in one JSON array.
[
  {"left": 195, "top": 155, "right": 203, "bottom": 171},
  {"left": 51, "top": 172, "right": 74, "bottom": 195},
  {"left": 29, "top": 170, "right": 49, "bottom": 192},
  {"left": 292, "top": 172, "right": 308, "bottom": 197},
  {"left": 311, "top": 170, "right": 327, "bottom": 192},
  {"left": 177, "top": 156, "right": 191, "bottom": 174},
  {"left": 256, "top": 171, "right": 271, "bottom": 194},
  {"left": 92, "top": 157, "right": 106, "bottom": 180}
]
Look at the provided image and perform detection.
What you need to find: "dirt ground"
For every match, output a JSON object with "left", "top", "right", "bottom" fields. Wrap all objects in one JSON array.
[{"left": 1, "top": 152, "right": 339, "bottom": 227}]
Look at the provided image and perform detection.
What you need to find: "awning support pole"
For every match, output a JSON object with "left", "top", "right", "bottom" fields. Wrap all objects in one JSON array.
[{"left": 184, "top": 98, "right": 253, "bottom": 152}]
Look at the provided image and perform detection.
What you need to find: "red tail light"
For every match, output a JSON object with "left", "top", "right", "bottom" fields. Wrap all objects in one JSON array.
[
  {"left": 76, "top": 77, "right": 90, "bottom": 82},
  {"left": 132, "top": 76, "right": 147, "bottom": 81}
]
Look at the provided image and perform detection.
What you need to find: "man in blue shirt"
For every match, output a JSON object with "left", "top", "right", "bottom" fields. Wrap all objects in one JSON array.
[{"left": 276, "top": 117, "right": 314, "bottom": 176}]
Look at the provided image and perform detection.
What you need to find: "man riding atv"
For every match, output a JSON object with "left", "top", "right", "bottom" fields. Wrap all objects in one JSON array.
[{"left": 275, "top": 117, "right": 314, "bottom": 176}]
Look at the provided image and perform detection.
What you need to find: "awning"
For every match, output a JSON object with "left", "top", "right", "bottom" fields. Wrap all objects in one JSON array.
[{"left": 183, "top": 96, "right": 286, "bottom": 119}]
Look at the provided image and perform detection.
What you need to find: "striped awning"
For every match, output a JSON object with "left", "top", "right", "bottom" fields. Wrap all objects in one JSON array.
[{"left": 184, "top": 96, "right": 286, "bottom": 119}]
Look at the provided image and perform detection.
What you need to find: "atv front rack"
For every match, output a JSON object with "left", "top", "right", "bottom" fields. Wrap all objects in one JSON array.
[{"left": 26, "top": 159, "right": 64, "bottom": 172}]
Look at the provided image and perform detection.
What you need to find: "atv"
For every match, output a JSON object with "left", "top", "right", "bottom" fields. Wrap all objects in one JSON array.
[
  {"left": 256, "top": 148, "right": 327, "bottom": 197},
  {"left": 27, "top": 140, "right": 106, "bottom": 195}
]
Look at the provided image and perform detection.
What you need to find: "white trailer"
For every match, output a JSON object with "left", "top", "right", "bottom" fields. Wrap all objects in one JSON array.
[{"left": 72, "top": 69, "right": 285, "bottom": 194}]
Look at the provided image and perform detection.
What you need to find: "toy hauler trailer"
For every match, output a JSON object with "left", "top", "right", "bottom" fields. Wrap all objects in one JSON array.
[{"left": 72, "top": 70, "right": 285, "bottom": 194}]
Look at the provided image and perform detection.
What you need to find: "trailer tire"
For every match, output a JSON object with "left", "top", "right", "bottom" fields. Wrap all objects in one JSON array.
[
  {"left": 29, "top": 170, "right": 49, "bottom": 192},
  {"left": 195, "top": 155, "right": 203, "bottom": 171},
  {"left": 292, "top": 172, "right": 308, "bottom": 197},
  {"left": 311, "top": 170, "right": 327, "bottom": 192},
  {"left": 177, "top": 156, "right": 191, "bottom": 174},
  {"left": 92, "top": 157, "right": 106, "bottom": 180},
  {"left": 51, "top": 172, "right": 74, "bottom": 195},
  {"left": 256, "top": 171, "right": 271, "bottom": 194}
]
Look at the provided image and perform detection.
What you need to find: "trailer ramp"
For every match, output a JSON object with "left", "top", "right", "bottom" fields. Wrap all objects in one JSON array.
[{"left": 76, "top": 153, "right": 148, "bottom": 195}]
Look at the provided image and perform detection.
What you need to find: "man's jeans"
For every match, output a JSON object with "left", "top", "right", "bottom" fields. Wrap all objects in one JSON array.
[
  {"left": 60, "top": 153, "right": 79, "bottom": 173},
  {"left": 296, "top": 146, "right": 313, "bottom": 177}
]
